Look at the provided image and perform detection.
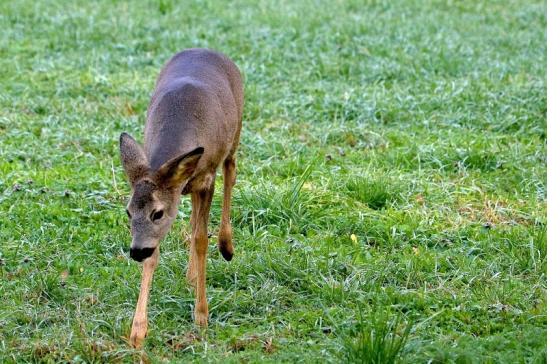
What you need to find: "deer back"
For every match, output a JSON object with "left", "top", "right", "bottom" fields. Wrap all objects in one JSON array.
[{"left": 143, "top": 49, "right": 243, "bottom": 189}]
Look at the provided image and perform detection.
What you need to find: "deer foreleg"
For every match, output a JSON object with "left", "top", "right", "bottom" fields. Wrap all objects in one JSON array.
[
  {"left": 130, "top": 247, "right": 159, "bottom": 348},
  {"left": 186, "top": 192, "right": 200, "bottom": 286},
  {"left": 192, "top": 187, "right": 214, "bottom": 327}
]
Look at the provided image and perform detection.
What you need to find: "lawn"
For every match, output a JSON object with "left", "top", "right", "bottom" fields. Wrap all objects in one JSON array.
[{"left": 0, "top": 0, "right": 545, "bottom": 362}]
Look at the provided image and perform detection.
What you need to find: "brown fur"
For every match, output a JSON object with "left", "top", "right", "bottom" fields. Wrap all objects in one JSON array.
[{"left": 119, "top": 48, "right": 243, "bottom": 348}]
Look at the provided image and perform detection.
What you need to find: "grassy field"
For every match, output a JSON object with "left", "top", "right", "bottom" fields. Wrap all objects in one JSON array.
[{"left": 1, "top": 0, "right": 546, "bottom": 362}]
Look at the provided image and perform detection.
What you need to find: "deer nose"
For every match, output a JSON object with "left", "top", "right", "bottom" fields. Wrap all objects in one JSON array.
[{"left": 129, "top": 247, "right": 156, "bottom": 262}]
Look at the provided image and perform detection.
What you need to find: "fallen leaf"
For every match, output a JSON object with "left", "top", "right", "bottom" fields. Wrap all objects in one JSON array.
[{"left": 60, "top": 270, "right": 69, "bottom": 280}]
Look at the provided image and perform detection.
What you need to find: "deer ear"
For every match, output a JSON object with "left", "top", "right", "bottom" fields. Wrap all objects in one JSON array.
[
  {"left": 119, "top": 132, "right": 148, "bottom": 184},
  {"left": 157, "top": 147, "right": 204, "bottom": 188}
]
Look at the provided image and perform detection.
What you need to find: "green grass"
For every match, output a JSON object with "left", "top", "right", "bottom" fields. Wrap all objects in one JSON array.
[
  {"left": 0, "top": 0, "right": 546, "bottom": 362},
  {"left": 340, "top": 310, "right": 412, "bottom": 364}
]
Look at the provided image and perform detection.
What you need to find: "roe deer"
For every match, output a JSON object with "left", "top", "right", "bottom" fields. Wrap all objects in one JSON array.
[{"left": 119, "top": 48, "right": 243, "bottom": 348}]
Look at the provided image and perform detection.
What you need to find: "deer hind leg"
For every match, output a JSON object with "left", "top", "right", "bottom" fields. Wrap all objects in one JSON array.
[
  {"left": 130, "top": 247, "right": 159, "bottom": 349},
  {"left": 218, "top": 156, "right": 236, "bottom": 261},
  {"left": 191, "top": 185, "right": 214, "bottom": 327}
]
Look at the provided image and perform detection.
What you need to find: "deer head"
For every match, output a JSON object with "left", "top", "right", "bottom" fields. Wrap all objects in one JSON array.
[{"left": 119, "top": 132, "right": 203, "bottom": 261}]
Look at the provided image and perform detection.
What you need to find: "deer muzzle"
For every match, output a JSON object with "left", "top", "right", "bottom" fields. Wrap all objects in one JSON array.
[{"left": 129, "top": 246, "right": 156, "bottom": 262}]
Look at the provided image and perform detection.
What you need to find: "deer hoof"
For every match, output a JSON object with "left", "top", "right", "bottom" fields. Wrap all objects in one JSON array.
[
  {"left": 219, "top": 246, "right": 233, "bottom": 261},
  {"left": 194, "top": 311, "right": 208, "bottom": 327},
  {"left": 218, "top": 237, "right": 234, "bottom": 261},
  {"left": 130, "top": 320, "right": 147, "bottom": 349},
  {"left": 130, "top": 331, "right": 145, "bottom": 349}
]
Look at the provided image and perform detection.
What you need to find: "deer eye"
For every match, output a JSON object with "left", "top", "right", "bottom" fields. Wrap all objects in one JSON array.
[
  {"left": 151, "top": 210, "right": 164, "bottom": 222},
  {"left": 126, "top": 209, "right": 132, "bottom": 219}
]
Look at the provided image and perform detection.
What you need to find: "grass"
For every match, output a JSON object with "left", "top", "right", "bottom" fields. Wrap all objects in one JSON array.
[
  {"left": 340, "top": 310, "right": 412, "bottom": 364},
  {"left": 0, "top": 0, "right": 546, "bottom": 362}
]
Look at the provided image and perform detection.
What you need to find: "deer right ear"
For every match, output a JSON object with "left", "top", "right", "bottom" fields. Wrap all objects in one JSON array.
[
  {"left": 157, "top": 147, "right": 204, "bottom": 188},
  {"left": 119, "top": 132, "right": 148, "bottom": 184}
]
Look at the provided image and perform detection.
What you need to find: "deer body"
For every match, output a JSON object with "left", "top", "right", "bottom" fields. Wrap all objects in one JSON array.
[{"left": 119, "top": 49, "right": 243, "bottom": 348}]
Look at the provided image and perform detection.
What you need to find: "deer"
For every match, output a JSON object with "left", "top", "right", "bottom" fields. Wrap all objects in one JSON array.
[{"left": 118, "top": 48, "right": 243, "bottom": 348}]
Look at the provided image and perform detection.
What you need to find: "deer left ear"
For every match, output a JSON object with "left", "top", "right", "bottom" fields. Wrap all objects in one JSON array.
[
  {"left": 120, "top": 132, "right": 149, "bottom": 185},
  {"left": 157, "top": 147, "right": 204, "bottom": 188}
]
